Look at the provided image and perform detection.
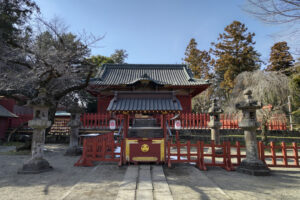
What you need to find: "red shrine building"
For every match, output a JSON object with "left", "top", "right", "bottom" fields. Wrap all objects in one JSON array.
[{"left": 85, "top": 64, "right": 210, "bottom": 163}]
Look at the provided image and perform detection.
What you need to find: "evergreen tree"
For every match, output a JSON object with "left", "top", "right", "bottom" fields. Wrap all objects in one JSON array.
[
  {"left": 266, "top": 41, "right": 294, "bottom": 76},
  {"left": 110, "top": 49, "right": 128, "bottom": 64},
  {"left": 211, "top": 21, "right": 262, "bottom": 95},
  {"left": 184, "top": 38, "right": 210, "bottom": 79},
  {"left": 0, "top": 0, "right": 39, "bottom": 45}
]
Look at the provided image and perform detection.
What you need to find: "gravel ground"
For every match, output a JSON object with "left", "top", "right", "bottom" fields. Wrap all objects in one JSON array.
[
  {"left": 1, "top": 144, "right": 300, "bottom": 200},
  {"left": 164, "top": 164, "right": 300, "bottom": 200},
  {"left": 0, "top": 144, "right": 126, "bottom": 200}
]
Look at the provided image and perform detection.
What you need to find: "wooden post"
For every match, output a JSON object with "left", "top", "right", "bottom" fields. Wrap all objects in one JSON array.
[
  {"left": 270, "top": 141, "right": 276, "bottom": 166},
  {"left": 187, "top": 141, "right": 191, "bottom": 162},
  {"left": 293, "top": 143, "right": 299, "bottom": 167},
  {"left": 282, "top": 142, "right": 288, "bottom": 167},
  {"left": 163, "top": 114, "right": 167, "bottom": 163},
  {"left": 168, "top": 140, "right": 172, "bottom": 168},
  {"left": 236, "top": 141, "right": 241, "bottom": 166}
]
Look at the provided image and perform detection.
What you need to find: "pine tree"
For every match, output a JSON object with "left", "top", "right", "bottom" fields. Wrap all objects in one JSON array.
[
  {"left": 266, "top": 41, "right": 294, "bottom": 76},
  {"left": 110, "top": 49, "right": 128, "bottom": 64},
  {"left": 211, "top": 21, "right": 262, "bottom": 95},
  {"left": 184, "top": 38, "right": 210, "bottom": 79}
]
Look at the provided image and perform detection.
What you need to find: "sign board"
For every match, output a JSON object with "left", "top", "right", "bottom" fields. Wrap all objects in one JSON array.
[
  {"left": 174, "top": 120, "right": 181, "bottom": 130},
  {"left": 109, "top": 119, "right": 116, "bottom": 130}
]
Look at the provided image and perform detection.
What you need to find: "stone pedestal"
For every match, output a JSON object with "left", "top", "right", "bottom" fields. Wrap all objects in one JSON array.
[
  {"left": 207, "top": 99, "right": 223, "bottom": 154},
  {"left": 236, "top": 90, "right": 270, "bottom": 176},
  {"left": 65, "top": 113, "right": 82, "bottom": 156},
  {"left": 18, "top": 105, "right": 53, "bottom": 174}
]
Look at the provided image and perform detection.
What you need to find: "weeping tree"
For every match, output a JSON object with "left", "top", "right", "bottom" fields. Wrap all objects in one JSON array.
[
  {"left": 226, "top": 70, "right": 290, "bottom": 142},
  {"left": 0, "top": 15, "right": 100, "bottom": 172}
]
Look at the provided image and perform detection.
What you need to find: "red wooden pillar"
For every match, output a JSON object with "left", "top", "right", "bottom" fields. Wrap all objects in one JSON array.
[
  {"left": 124, "top": 114, "right": 129, "bottom": 138},
  {"left": 163, "top": 114, "right": 167, "bottom": 163}
]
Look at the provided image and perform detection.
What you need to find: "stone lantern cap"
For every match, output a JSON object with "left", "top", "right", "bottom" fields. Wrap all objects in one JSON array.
[
  {"left": 235, "top": 90, "right": 262, "bottom": 110},
  {"left": 208, "top": 98, "right": 223, "bottom": 115}
]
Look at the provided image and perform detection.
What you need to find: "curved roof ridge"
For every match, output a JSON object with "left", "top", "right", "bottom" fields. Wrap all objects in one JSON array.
[{"left": 102, "top": 63, "right": 186, "bottom": 68}]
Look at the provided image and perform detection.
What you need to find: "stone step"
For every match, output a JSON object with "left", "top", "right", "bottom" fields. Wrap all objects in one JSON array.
[{"left": 116, "top": 165, "right": 173, "bottom": 200}]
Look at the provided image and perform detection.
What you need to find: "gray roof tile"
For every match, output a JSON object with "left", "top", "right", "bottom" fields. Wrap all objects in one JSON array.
[
  {"left": 92, "top": 64, "right": 209, "bottom": 86},
  {"left": 107, "top": 91, "right": 182, "bottom": 112},
  {"left": 0, "top": 105, "right": 18, "bottom": 118}
]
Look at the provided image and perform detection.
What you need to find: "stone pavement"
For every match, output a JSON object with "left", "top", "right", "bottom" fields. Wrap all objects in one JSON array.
[
  {"left": 116, "top": 165, "right": 173, "bottom": 200},
  {"left": 1, "top": 144, "right": 300, "bottom": 200}
]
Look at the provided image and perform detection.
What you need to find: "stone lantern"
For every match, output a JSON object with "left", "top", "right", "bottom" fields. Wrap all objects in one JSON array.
[
  {"left": 65, "top": 98, "right": 83, "bottom": 156},
  {"left": 236, "top": 89, "right": 270, "bottom": 176},
  {"left": 208, "top": 98, "right": 223, "bottom": 154},
  {"left": 18, "top": 104, "right": 52, "bottom": 173}
]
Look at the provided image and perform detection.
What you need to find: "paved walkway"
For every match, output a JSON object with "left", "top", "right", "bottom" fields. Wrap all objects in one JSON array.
[
  {"left": 1, "top": 144, "right": 300, "bottom": 200},
  {"left": 116, "top": 165, "right": 173, "bottom": 200}
]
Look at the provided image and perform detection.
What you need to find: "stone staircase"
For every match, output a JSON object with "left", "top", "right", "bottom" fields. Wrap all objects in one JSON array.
[{"left": 116, "top": 165, "right": 173, "bottom": 200}]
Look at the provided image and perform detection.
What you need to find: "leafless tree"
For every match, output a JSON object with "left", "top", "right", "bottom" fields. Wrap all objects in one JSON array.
[
  {"left": 245, "top": 0, "right": 300, "bottom": 24},
  {"left": 0, "top": 17, "right": 100, "bottom": 110},
  {"left": 226, "top": 70, "right": 290, "bottom": 142},
  {"left": 244, "top": 0, "right": 300, "bottom": 54}
]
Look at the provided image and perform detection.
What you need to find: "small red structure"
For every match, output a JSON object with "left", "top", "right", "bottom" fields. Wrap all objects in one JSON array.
[{"left": 80, "top": 64, "right": 210, "bottom": 164}]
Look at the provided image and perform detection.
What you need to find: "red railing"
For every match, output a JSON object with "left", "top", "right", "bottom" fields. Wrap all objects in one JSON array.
[
  {"left": 75, "top": 132, "right": 122, "bottom": 167},
  {"left": 80, "top": 112, "right": 287, "bottom": 131},
  {"left": 259, "top": 141, "right": 300, "bottom": 168},
  {"left": 81, "top": 113, "right": 124, "bottom": 129},
  {"left": 167, "top": 140, "right": 233, "bottom": 171},
  {"left": 167, "top": 140, "right": 300, "bottom": 169}
]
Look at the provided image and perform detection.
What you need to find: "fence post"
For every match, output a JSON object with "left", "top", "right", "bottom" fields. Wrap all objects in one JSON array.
[
  {"left": 282, "top": 142, "right": 288, "bottom": 167},
  {"left": 236, "top": 141, "right": 241, "bottom": 166},
  {"left": 187, "top": 141, "right": 191, "bottom": 162},
  {"left": 168, "top": 140, "right": 172, "bottom": 168},
  {"left": 293, "top": 142, "right": 299, "bottom": 167},
  {"left": 270, "top": 141, "right": 276, "bottom": 166},
  {"left": 177, "top": 139, "right": 180, "bottom": 161}
]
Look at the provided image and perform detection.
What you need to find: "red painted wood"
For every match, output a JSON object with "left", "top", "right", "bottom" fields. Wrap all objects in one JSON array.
[
  {"left": 97, "top": 95, "right": 113, "bottom": 114},
  {"left": 176, "top": 95, "right": 192, "bottom": 113}
]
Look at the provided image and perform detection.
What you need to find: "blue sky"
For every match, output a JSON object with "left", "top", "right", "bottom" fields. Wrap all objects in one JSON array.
[{"left": 35, "top": 0, "right": 292, "bottom": 67}]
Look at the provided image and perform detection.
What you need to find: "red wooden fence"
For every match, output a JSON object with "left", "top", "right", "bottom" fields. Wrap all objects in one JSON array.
[
  {"left": 80, "top": 113, "right": 124, "bottom": 129},
  {"left": 78, "top": 113, "right": 287, "bottom": 130},
  {"left": 167, "top": 140, "right": 300, "bottom": 170},
  {"left": 75, "top": 132, "right": 122, "bottom": 167}
]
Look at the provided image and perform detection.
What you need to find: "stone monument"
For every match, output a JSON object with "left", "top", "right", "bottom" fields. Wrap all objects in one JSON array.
[
  {"left": 18, "top": 104, "right": 52, "bottom": 173},
  {"left": 65, "top": 99, "right": 82, "bottom": 156},
  {"left": 236, "top": 89, "right": 270, "bottom": 176},
  {"left": 208, "top": 98, "right": 223, "bottom": 154}
]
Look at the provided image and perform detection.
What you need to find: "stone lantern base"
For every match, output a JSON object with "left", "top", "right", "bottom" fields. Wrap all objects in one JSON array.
[
  {"left": 64, "top": 146, "right": 82, "bottom": 156},
  {"left": 18, "top": 157, "right": 53, "bottom": 174},
  {"left": 237, "top": 159, "right": 270, "bottom": 176}
]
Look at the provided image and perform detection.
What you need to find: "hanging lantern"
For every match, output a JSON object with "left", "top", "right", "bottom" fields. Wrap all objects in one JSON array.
[
  {"left": 174, "top": 120, "right": 181, "bottom": 130},
  {"left": 109, "top": 119, "right": 116, "bottom": 130}
]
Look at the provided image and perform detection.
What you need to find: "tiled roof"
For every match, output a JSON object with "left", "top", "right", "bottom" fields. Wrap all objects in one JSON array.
[
  {"left": 0, "top": 105, "right": 18, "bottom": 118},
  {"left": 107, "top": 91, "right": 182, "bottom": 112},
  {"left": 91, "top": 64, "right": 209, "bottom": 86}
]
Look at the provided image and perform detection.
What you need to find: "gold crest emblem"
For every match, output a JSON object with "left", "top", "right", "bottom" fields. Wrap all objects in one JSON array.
[{"left": 141, "top": 144, "right": 149, "bottom": 152}]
